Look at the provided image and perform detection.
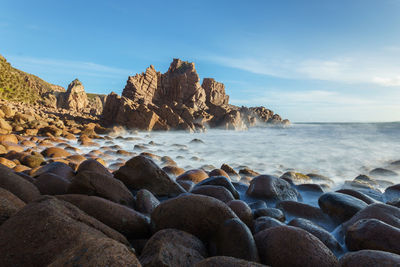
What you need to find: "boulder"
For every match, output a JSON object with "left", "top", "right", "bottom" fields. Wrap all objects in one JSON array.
[
  {"left": 202, "top": 78, "right": 229, "bottom": 106},
  {"left": 194, "top": 176, "right": 239, "bottom": 199},
  {"left": 0, "top": 196, "right": 132, "bottom": 267},
  {"left": 0, "top": 187, "right": 25, "bottom": 225},
  {"left": 384, "top": 184, "right": 400, "bottom": 202},
  {"left": 0, "top": 164, "right": 40, "bottom": 202},
  {"left": 345, "top": 218, "right": 400, "bottom": 254},
  {"left": 139, "top": 229, "right": 207, "bottom": 267},
  {"left": 215, "top": 218, "right": 259, "bottom": 262},
  {"left": 246, "top": 175, "right": 298, "bottom": 202},
  {"left": 31, "top": 161, "right": 75, "bottom": 180},
  {"left": 114, "top": 156, "right": 185, "bottom": 196},
  {"left": 191, "top": 185, "right": 235, "bottom": 203},
  {"left": 336, "top": 189, "right": 379, "bottom": 204},
  {"left": 339, "top": 250, "right": 400, "bottom": 267},
  {"left": 255, "top": 225, "right": 339, "bottom": 266},
  {"left": 342, "top": 203, "right": 400, "bottom": 231},
  {"left": 151, "top": 194, "right": 238, "bottom": 241},
  {"left": 135, "top": 189, "right": 160, "bottom": 215},
  {"left": 253, "top": 207, "right": 285, "bottom": 222},
  {"left": 57, "top": 194, "right": 151, "bottom": 239},
  {"left": 176, "top": 169, "right": 209, "bottom": 183},
  {"left": 41, "top": 147, "right": 72, "bottom": 158},
  {"left": 288, "top": 218, "right": 342, "bottom": 254},
  {"left": 253, "top": 216, "right": 284, "bottom": 234},
  {"left": 77, "top": 159, "right": 113, "bottom": 177},
  {"left": 318, "top": 192, "right": 368, "bottom": 223},
  {"left": 34, "top": 173, "right": 70, "bottom": 195},
  {"left": 227, "top": 200, "right": 253, "bottom": 228},
  {"left": 67, "top": 170, "right": 135, "bottom": 207}
]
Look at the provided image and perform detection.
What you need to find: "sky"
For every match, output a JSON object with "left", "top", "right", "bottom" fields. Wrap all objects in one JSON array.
[{"left": 1, "top": 0, "right": 400, "bottom": 122}]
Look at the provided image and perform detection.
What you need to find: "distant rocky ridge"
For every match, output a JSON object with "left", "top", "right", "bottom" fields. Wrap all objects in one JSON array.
[
  {"left": 0, "top": 54, "right": 288, "bottom": 131},
  {"left": 102, "top": 58, "right": 289, "bottom": 131}
]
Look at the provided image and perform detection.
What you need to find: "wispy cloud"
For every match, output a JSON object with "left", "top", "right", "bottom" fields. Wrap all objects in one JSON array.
[
  {"left": 205, "top": 52, "right": 400, "bottom": 87},
  {"left": 5, "top": 55, "right": 134, "bottom": 79}
]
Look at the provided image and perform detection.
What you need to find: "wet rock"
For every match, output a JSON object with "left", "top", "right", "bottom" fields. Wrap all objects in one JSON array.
[
  {"left": 336, "top": 188, "right": 379, "bottom": 204},
  {"left": 0, "top": 134, "right": 18, "bottom": 144},
  {"left": 370, "top": 168, "right": 398, "bottom": 177},
  {"left": 246, "top": 175, "right": 298, "bottom": 202},
  {"left": 255, "top": 225, "right": 339, "bottom": 267},
  {"left": 215, "top": 218, "right": 259, "bottom": 262},
  {"left": 318, "top": 192, "right": 368, "bottom": 223},
  {"left": 345, "top": 218, "right": 400, "bottom": 254},
  {"left": 297, "top": 183, "right": 325, "bottom": 194},
  {"left": 177, "top": 180, "right": 195, "bottom": 191},
  {"left": 227, "top": 200, "right": 253, "bottom": 228},
  {"left": 151, "top": 194, "right": 237, "bottom": 241},
  {"left": 21, "top": 154, "right": 44, "bottom": 168},
  {"left": 57, "top": 194, "right": 151, "bottom": 239},
  {"left": 77, "top": 159, "right": 112, "bottom": 176},
  {"left": 32, "top": 161, "right": 75, "bottom": 180},
  {"left": 0, "top": 164, "right": 40, "bottom": 202},
  {"left": 0, "top": 196, "right": 131, "bottom": 267},
  {"left": 339, "top": 250, "right": 400, "bottom": 267},
  {"left": 248, "top": 200, "right": 268, "bottom": 210},
  {"left": 280, "top": 171, "right": 311, "bottom": 185},
  {"left": 209, "top": 169, "right": 230, "bottom": 179},
  {"left": 276, "top": 200, "right": 336, "bottom": 231},
  {"left": 342, "top": 203, "right": 400, "bottom": 232},
  {"left": 0, "top": 157, "right": 16, "bottom": 168},
  {"left": 253, "top": 216, "right": 284, "bottom": 234},
  {"left": 384, "top": 184, "right": 400, "bottom": 202},
  {"left": 194, "top": 176, "right": 239, "bottom": 199},
  {"left": 194, "top": 256, "right": 265, "bottom": 267},
  {"left": 239, "top": 168, "right": 260, "bottom": 178},
  {"left": 68, "top": 170, "right": 135, "bottom": 207},
  {"left": 253, "top": 207, "right": 285, "bottom": 222},
  {"left": 162, "top": 165, "right": 185, "bottom": 177},
  {"left": 135, "top": 189, "right": 160, "bottom": 215},
  {"left": 176, "top": 169, "right": 209, "bottom": 183},
  {"left": 34, "top": 173, "right": 70, "bottom": 195},
  {"left": 220, "top": 164, "right": 240, "bottom": 180},
  {"left": 41, "top": 147, "right": 72, "bottom": 158},
  {"left": 191, "top": 185, "right": 235, "bottom": 203},
  {"left": 0, "top": 187, "right": 25, "bottom": 225},
  {"left": 139, "top": 229, "right": 207, "bottom": 267},
  {"left": 114, "top": 156, "right": 186, "bottom": 197},
  {"left": 288, "top": 218, "right": 342, "bottom": 254},
  {"left": 307, "top": 173, "right": 334, "bottom": 185}
]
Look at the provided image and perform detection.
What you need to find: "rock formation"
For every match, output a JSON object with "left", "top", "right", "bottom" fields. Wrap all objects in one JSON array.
[
  {"left": 57, "top": 79, "right": 89, "bottom": 112},
  {"left": 103, "top": 58, "right": 289, "bottom": 131}
]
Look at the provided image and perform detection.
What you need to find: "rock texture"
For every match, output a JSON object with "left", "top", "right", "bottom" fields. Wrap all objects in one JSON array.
[
  {"left": 103, "top": 58, "right": 288, "bottom": 131},
  {"left": 58, "top": 79, "right": 89, "bottom": 112}
]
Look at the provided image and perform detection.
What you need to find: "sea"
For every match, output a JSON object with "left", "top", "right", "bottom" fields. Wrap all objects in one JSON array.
[{"left": 75, "top": 122, "right": 400, "bottom": 190}]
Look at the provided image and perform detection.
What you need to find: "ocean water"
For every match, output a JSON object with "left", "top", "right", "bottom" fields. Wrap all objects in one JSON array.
[{"left": 76, "top": 122, "right": 400, "bottom": 189}]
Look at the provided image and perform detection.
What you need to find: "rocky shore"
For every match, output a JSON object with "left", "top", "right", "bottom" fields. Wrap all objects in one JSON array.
[{"left": 0, "top": 99, "right": 399, "bottom": 266}]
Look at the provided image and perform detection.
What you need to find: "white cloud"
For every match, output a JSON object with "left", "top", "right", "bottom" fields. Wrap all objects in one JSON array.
[
  {"left": 5, "top": 55, "right": 134, "bottom": 79},
  {"left": 206, "top": 53, "right": 400, "bottom": 87}
]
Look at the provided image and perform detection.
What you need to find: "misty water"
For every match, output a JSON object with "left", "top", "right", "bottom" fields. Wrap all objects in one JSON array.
[{"left": 76, "top": 122, "right": 400, "bottom": 190}]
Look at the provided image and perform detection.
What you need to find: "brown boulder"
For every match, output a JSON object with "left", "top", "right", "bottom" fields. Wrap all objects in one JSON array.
[
  {"left": 77, "top": 158, "right": 113, "bottom": 177},
  {"left": 0, "top": 164, "right": 40, "bottom": 202},
  {"left": 67, "top": 170, "right": 135, "bottom": 207},
  {"left": 31, "top": 161, "right": 75, "bottom": 180},
  {"left": 191, "top": 185, "right": 235, "bottom": 203},
  {"left": 0, "top": 187, "right": 25, "bottom": 225},
  {"left": 34, "top": 173, "right": 70, "bottom": 195},
  {"left": 253, "top": 216, "right": 284, "bottom": 234},
  {"left": 135, "top": 189, "right": 160, "bottom": 215},
  {"left": 151, "top": 194, "right": 238, "bottom": 241},
  {"left": 345, "top": 218, "right": 400, "bottom": 254},
  {"left": 227, "top": 199, "right": 253, "bottom": 228},
  {"left": 176, "top": 169, "right": 209, "bottom": 183},
  {"left": 41, "top": 147, "right": 72, "bottom": 158},
  {"left": 246, "top": 175, "right": 298, "bottom": 202},
  {"left": 57, "top": 194, "right": 151, "bottom": 239},
  {"left": 114, "top": 156, "right": 185, "bottom": 197},
  {"left": 255, "top": 225, "right": 339, "bottom": 267},
  {"left": 288, "top": 218, "right": 342, "bottom": 254},
  {"left": 215, "top": 218, "right": 259, "bottom": 262},
  {"left": 0, "top": 196, "right": 131, "bottom": 267},
  {"left": 339, "top": 250, "right": 400, "bottom": 267},
  {"left": 0, "top": 134, "right": 17, "bottom": 144},
  {"left": 139, "top": 229, "right": 207, "bottom": 267}
]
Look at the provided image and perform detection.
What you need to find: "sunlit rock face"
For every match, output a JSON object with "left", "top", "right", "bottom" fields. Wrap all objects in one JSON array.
[{"left": 103, "top": 58, "right": 288, "bottom": 131}]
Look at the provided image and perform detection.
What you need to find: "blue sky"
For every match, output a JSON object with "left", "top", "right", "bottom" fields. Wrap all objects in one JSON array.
[{"left": 1, "top": 0, "right": 400, "bottom": 122}]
